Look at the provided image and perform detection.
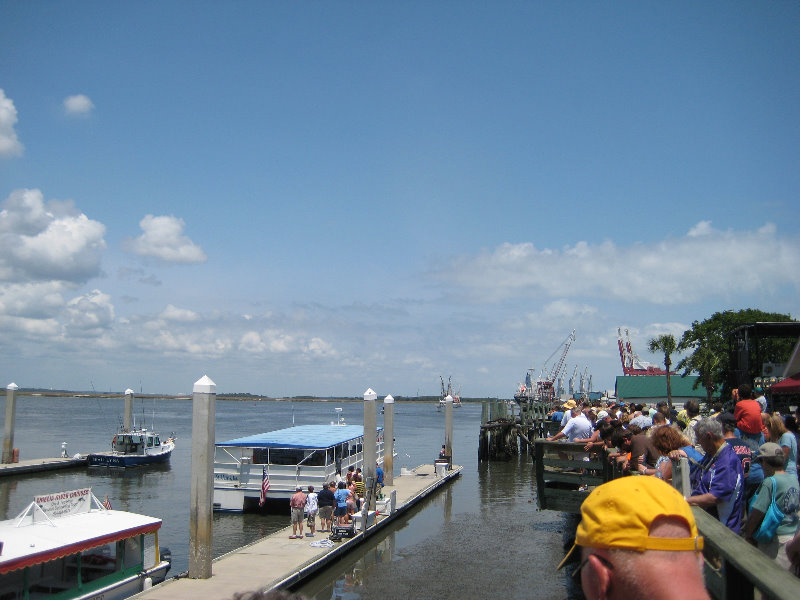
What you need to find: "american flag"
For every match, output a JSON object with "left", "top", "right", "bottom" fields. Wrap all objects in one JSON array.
[
  {"left": 259, "top": 466, "right": 270, "bottom": 506},
  {"left": 102, "top": 495, "right": 112, "bottom": 510}
]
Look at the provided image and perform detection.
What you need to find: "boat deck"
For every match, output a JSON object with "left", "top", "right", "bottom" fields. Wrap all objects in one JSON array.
[
  {"left": 0, "top": 456, "right": 87, "bottom": 477},
  {"left": 132, "top": 463, "right": 462, "bottom": 600}
]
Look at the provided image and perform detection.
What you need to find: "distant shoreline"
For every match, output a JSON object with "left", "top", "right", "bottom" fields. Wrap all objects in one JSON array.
[{"left": 0, "top": 390, "right": 503, "bottom": 403}]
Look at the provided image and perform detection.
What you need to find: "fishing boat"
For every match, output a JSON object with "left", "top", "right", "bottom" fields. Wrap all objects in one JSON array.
[
  {"left": 0, "top": 487, "right": 171, "bottom": 600},
  {"left": 438, "top": 376, "right": 461, "bottom": 409},
  {"left": 213, "top": 416, "right": 386, "bottom": 512},
  {"left": 87, "top": 429, "right": 175, "bottom": 468}
]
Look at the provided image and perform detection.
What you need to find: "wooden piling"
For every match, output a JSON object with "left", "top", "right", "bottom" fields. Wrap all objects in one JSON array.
[
  {"left": 124, "top": 388, "right": 134, "bottom": 431},
  {"left": 383, "top": 394, "right": 394, "bottom": 486},
  {"left": 2, "top": 383, "right": 18, "bottom": 464}
]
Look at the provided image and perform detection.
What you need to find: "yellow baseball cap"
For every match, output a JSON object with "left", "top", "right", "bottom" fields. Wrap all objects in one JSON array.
[{"left": 557, "top": 476, "right": 703, "bottom": 569}]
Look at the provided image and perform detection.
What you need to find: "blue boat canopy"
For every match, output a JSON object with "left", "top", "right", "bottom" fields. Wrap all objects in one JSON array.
[{"left": 216, "top": 425, "right": 382, "bottom": 449}]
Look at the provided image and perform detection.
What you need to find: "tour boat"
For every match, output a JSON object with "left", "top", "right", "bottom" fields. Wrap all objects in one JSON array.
[
  {"left": 213, "top": 421, "right": 386, "bottom": 512},
  {"left": 87, "top": 428, "right": 175, "bottom": 468},
  {"left": 0, "top": 488, "right": 171, "bottom": 600}
]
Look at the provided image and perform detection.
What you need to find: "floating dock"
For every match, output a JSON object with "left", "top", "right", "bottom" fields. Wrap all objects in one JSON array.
[
  {"left": 0, "top": 456, "right": 87, "bottom": 477},
  {"left": 133, "top": 463, "right": 462, "bottom": 600}
]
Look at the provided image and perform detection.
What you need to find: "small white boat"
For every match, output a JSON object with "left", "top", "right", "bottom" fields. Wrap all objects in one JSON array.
[
  {"left": 0, "top": 488, "right": 170, "bottom": 599},
  {"left": 88, "top": 428, "right": 175, "bottom": 468},
  {"left": 213, "top": 417, "right": 386, "bottom": 512}
]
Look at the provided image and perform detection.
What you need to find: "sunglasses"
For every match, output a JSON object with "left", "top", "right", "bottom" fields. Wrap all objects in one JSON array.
[{"left": 571, "top": 553, "right": 615, "bottom": 583}]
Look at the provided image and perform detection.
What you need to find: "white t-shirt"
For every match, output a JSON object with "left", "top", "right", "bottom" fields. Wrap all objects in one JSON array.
[
  {"left": 563, "top": 414, "right": 593, "bottom": 442},
  {"left": 305, "top": 492, "right": 318, "bottom": 513}
]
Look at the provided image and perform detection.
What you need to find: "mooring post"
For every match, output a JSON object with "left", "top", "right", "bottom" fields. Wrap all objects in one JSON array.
[
  {"left": 481, "top": 400, "right": 488, "bottom": 425},
  {"left": 363, "top": 388, "right": 377, "bottom": 510},
  {"left": 383, "top": 394, "right": 394, "bottom": 486},
  {"left": 189, "top": 375, "right": 216, "bottom": 579},
  {"left": 445, "top": 394, "right": 453, "bottom": 467},
  {"left": 124, "top": 388, "right": 134, "bottom": 431},
  {"left": 2, "top": 383, "right": 18, "bottom": 464}
]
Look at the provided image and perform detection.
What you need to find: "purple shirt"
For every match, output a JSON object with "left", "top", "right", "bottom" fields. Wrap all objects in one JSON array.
[{"left": 692, "top": 443, "right": 744, "bottom": 533}]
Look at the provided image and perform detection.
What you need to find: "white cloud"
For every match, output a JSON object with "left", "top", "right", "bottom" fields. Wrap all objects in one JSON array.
[
  {"left": 126, "top": 215, "right": 207, "bottom": 263},
  {"left": 306, "top": 337, "right": 336, "bottom": 357},
  {"left": 687, "top": 221, "right": 712, "bottom": 237},
  {"left": 239, "top": 331, "right": 267, "bottom": 353},
  {"left": 0, "top": 89, "right": 23, "bottom": 157},
  {"left": 0, "top": 189, "right": 106, "bottom": 283},
  {"left": 160, "top": 304, "right": 199, "bottom": 322},
  {"left": 441, "top": 222, "right": 800, "bottom": 305},
  {"left": 0, "top": 281, "right": 66, "bottom": 319},
  {"left": 63, "top": 94, "right": 95, "bottom": 116},
  {"left": 64, "top": 290, "right": 115, "bottom": 335}
]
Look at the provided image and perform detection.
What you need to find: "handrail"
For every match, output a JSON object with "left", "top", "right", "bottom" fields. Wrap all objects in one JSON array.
[{"left": 692, "top": 507, "right": 799, "bottom": 600}]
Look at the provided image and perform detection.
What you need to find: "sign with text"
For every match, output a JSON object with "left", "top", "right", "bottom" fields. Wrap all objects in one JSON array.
[{"left": 34, "top": 488, "right": 92, "bottom": 518}]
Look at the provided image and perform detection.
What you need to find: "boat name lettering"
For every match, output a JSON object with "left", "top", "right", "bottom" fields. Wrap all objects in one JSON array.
[
  {"left": 34, "top": 488, "right": 91, "bottom": 504},
  {"left": 215, "top": 473, "right": 239, "bottom": 481}
]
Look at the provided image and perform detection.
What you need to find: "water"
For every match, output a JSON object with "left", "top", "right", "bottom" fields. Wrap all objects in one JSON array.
[{"left": 0, "top": 396, "right": 568, "bottom": 599}]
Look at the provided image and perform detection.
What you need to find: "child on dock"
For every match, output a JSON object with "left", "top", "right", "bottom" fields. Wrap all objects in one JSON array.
[{"left": 304, "top": 485, "right": 318, "bottom": 537}]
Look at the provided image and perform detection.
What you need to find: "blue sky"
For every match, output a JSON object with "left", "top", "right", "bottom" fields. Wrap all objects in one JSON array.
[{"left": 1, "top": 2, "right": 798, "bottom": 397}]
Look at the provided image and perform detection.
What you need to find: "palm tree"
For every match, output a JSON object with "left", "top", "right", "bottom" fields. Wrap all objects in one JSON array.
[{"left": 648, "top": 334, "right": 677, "bottom": 410}]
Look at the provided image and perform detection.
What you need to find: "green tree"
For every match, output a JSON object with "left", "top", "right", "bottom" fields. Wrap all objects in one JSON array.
[
  {"left": 677, "top": 309, "right": 796, "bottom": 403},
  {"left": 648, "top": 334, "right": 677, "bottom": 410}
]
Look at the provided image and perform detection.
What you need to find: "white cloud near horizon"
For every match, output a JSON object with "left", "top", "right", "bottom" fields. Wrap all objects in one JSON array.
[
  {"left": 63, "top": 94, "right": 95, "bottom": 116},
  {"left": 0, "top": 189, "right": 106, "bottom": 283},
  {"left": 0, "top": 89, "right": 23, "bottom": 157},
  {"left": 441, "top": 222, "right": 800, "bottom": 304},
  {"left": 126, "top": 215, "right": 207, "bottom": 263}
]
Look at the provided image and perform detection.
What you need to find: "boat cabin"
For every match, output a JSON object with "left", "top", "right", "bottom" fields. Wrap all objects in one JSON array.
[
  {"left": 0, "top": 489, "right": 169, "bottom": 600},
  {"left": 111, "top": 431, "right": 162, "bottom": 455},
  {"left": 213, "top": 424, "right": 385, "bottom": 512}
]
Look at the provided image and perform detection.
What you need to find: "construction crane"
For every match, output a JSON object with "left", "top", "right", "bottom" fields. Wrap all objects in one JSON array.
[{"left": 536, "top": 330, "right": 576, "bottom": 403}]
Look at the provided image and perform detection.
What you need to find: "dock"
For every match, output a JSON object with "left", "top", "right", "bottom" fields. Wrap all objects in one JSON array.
[
  {"left": 133, "top": 463, "right": 462, "bottom": 600},
  {"left": 0, "top": 456, "right": 87, "bottom": 477}
]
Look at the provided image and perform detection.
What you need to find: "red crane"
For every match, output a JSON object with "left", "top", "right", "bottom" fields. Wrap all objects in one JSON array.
[{"left": 617, "top": 328, "right": 669, "bottom": 376}]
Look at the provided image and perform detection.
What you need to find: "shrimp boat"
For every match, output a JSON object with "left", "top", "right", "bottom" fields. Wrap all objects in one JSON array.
[
  {"left": 438, "top": 376, "right": 462, "bottom": 409},
  {"left": 213, "top": 409, "right": 386, "bottom": 512},
  {"left": 0, "top": 488, "right": 171, "bottom": 600}
]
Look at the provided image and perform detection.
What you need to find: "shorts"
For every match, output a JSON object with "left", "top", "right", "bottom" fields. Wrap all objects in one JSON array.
[
  {"left": 334, "top": 505, "right": 347, "bottom": 517},
  {"left": 319, "top": 506, "right": 334, "bottom": 521},
  {"left": 306, "top": 510, "right": 318, "bottom": 526},
  {"left": 291, "top": 507, "right": 304, "bottom": 524}
]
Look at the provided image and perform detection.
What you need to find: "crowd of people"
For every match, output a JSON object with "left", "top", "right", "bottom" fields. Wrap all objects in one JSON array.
[
  {"left": 547, "top": 383, "right": 800, "bottom": 581},
  {"left": 287, "top": 463, "right": 384, "bottom": 538}
]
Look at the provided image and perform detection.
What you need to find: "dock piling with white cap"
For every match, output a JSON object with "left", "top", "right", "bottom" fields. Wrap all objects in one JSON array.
[
  {"left": 383, "top": 394, "right": 394, "bottom": 486},
  {"left": 189, "top": 375, "right": 216, "bottom": 579}
]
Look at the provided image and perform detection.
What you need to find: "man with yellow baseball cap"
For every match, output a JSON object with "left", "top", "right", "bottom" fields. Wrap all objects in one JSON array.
[{"left": 559, "top": 476, "right": 709, "bottom": 599}]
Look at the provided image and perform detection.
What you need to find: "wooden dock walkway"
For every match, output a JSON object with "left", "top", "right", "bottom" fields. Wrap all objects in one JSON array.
[
  {"left": 132, "top": 463, "right": 462, "bottom": 600},
  {"left": 0, "top": 456, "right": 87, "bottom": 477}
]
